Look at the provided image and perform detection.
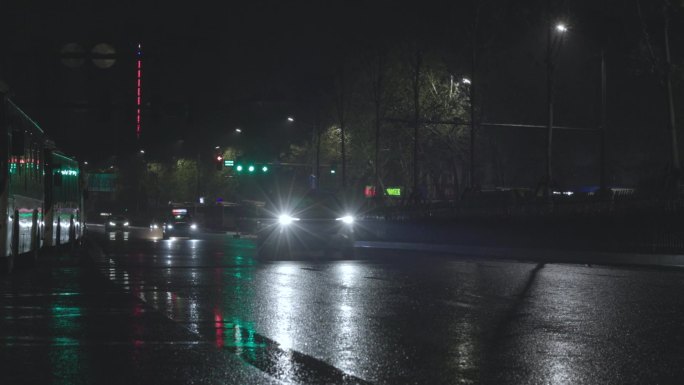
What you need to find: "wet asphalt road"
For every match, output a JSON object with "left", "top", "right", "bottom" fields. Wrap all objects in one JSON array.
[{"left": 2, "top": 226, "right": 684, "bottom": 384}]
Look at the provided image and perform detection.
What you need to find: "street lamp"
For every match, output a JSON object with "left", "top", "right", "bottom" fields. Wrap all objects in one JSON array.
[
  {"left": 235, "top": 128, "right": 242, "bottom": 133},
  {"left": 461, "top": 77, "right": 476, "bottom": 189},
  {"left": 287, "top": 115, "right": 320, "bottom": 188},
  {"left": 543, "top": 15, "right": 568, "bottom": 198}
]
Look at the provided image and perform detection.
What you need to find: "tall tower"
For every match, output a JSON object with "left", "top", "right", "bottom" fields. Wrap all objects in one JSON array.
[{"left": 136, "top": 43, "right": 142, "bottom": 140}]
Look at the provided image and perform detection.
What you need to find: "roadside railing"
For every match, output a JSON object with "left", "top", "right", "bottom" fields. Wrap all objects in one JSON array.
[{"left": 359, "top": 194, "right": 684, "bottom": 255}]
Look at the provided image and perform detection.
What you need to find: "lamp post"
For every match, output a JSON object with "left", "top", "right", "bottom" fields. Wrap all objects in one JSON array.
[
  {"left": 543, "top": 14, "right": 568, "bottom": 198},
  {"left": 462, "top": 77, "right": 475, "bottom": 190},
  {"left": 287, "top": 116, "right": 320, "bottom": 189}
]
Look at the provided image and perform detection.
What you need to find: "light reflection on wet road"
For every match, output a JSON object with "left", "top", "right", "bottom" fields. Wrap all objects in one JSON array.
[{"left": 2, "top": 225, "right": 684, "bottom": 384}]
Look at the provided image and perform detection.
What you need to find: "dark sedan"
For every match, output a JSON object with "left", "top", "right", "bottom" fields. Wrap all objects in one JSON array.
[
  {"left": 104, "top": 215, "right": 129, "bottom": 232},
  {"left": 255, "top": 191, "right": 357, "bottom": 259},
  {"left": 162, "top": 214, "right": 199, "bottom": 240}
]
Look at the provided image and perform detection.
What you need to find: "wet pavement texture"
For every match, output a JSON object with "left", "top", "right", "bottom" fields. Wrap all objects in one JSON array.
[{"left": 2, "top": 225, "right": 684, "bottom": 384}]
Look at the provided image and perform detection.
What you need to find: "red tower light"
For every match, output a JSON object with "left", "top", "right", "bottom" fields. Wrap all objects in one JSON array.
[{"left": 135, "top": 43, "right": 143, "bottom": 140}]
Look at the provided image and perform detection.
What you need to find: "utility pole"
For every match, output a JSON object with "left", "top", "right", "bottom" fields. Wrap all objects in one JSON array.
[
  {"left": 373, "top": 50, "right": 384, "bottom": 204},
  {"left": 315, "top": 120, "right": 321, "bottom": 188},
  {"left": 469, "top": 41, "right": 477, "bottom": 190},
  {"left": 663, "top": 5, "right": 680, "bottom": 175},
  {"left": 599, "top": 49, "right": 608, "bottom": 198},
  {"left": 335, "top": 65, "right": 348, "bottom": 189},
  {"left": 544, "top": 1, "right": 554, "bottom": 198},
  {"left": 413, "top": 49, "right": 422, "bottom": 195},
  {"left": 196, "top": 152, "right": 201, "bottom": 203}
]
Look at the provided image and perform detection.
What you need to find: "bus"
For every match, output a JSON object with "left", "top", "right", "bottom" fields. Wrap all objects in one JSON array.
[
  {"left": 1, "top": 91, "right": 83, "bottom": 273},
  {"left": 44, "top": 150, "right": 83, "bottom": 248}
]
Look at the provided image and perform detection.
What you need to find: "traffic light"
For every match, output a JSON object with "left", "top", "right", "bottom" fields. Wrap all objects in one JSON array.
[
  {"left": 233, "top": 159, "right": 269, "bottom": 174},
  {"left": 215, "top": 155, "right": 224, "bottom": 170}
]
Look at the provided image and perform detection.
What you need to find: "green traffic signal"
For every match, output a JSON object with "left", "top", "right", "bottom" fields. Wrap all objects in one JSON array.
[{"left": 234, "top": 163, "right": 269, "bottom": 174}]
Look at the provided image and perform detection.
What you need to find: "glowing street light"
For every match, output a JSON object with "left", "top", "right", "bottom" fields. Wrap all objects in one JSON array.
[
  {"left": 543, "top": 19, "right": 569, "bottom": 198},
  {"left": 462, "top": 78, "right": 471, "bottom": 85},
  {"left": 235, "top": 128, "right": 242, "bottom": 133},
  {"left": 287, "top": 117, "right": 294, "bottom": 122}
]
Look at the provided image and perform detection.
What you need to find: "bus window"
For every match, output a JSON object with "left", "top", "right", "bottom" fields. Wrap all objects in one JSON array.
[
  {"left": 11, "top": 130, "right": 24, "bottom": 156},
  {"left": 54, "top": 165, "right": 62, "bottom": 187}
]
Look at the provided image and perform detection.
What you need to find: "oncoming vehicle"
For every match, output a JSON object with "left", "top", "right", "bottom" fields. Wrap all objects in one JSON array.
[
  {"left": 149, "top": 217, "right": 161, "bottom": 231},
  {"left": 162, "top": 209, "right": 199, "bottom": 240},
  {"left": 105, "top": 215, "right": 129, "bottom": 232},
  {"left": 256, "top": 191, "right": 357, "bottom": 259}
]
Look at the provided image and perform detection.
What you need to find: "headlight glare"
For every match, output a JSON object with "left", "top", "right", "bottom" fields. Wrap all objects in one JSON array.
[
  {"left": 336, "top": 215, "right": 355, "bottom": 224},
  {"left": 278, "top": 214, "right": 299, "bottom": 225},
  {"left": 190, "top": 224, "right": 197, "bottom": 230}
]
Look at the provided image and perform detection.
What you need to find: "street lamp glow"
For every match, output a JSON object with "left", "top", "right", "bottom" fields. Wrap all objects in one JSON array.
[
  {"left": 235, "top": 128, "right": 242, "bottom": 133},
  {"left": 287, "top": 117, "right": 294, "bottom": 122},
  {"left": 248, "top": 165, "right": 255, "bottom": 172},
  {"left": 462, "top": 78, "right": 471, "bottom": 85},
  {"left": 139, "top": 149, "right": 145, "bottom": 154},
  {"left": 215, "top": 146, "right": 220, "bottom": 149},
  {"left": 555, "top": 23, "right": 568, "bottom": 33}
]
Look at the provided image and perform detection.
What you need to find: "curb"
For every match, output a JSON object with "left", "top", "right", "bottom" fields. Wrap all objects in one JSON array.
[{"left": 354, "top": 240, "right": 684, "bottom": 269}]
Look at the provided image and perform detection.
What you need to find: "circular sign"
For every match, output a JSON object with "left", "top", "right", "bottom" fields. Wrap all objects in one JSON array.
[
  {"left": 60, "top": 43, "right": 85, "bottom": 68},
  {"left": 91, "top": 43, "right": 116, "bottom": 69}
]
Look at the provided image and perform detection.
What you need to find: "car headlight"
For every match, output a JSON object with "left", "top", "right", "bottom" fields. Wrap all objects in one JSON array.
[
  {"left": 278, "top": 214, "right": 299, "bottom": 225},
  {"left": 336, "top": 215, "right": 355, "bottom": 224},
  {"left": 190, "top": 224, "right": 197, "bottom": 230},
  {"left": 166, "top": 224, "right": 173, "bottom": 229},
  {"left": 109, "top": 222, "right": 115, "bottom": 226},
  {"left": 151, "top": 224, "right": 158, "bottom": 229},
  {"left": 124, "top": 222, "right": 129, "bottom": 226}
]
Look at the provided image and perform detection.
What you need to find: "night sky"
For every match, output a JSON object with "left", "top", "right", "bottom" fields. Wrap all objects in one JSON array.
[{"left": 3, "top": 0, "right": 684, "bottom": 188}]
